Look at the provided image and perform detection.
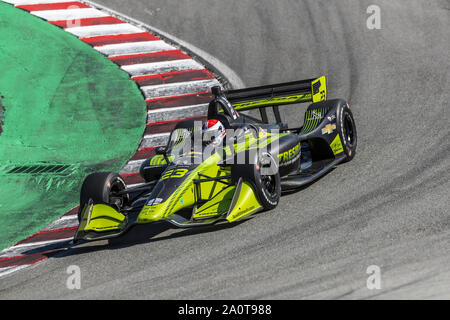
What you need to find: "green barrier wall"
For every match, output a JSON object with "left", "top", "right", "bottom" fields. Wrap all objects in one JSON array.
[{"left": 0, "top": 3, "right": 146, "bottom": 249}]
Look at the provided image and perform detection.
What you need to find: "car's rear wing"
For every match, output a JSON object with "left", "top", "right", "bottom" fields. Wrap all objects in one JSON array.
[{"left": 225, "top": 76, "right": 327, "bottom": 113}]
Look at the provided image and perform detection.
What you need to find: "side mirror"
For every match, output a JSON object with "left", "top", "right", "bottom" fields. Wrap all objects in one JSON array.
[
  {"left": 211, "top": 86, "right": 223, "bottom": 97},
  {"left": 155, "top": 146, "right": 167, "bottom": 155},
  {"left": 155, "top": 146, "right": 170, "bottom": 164}
]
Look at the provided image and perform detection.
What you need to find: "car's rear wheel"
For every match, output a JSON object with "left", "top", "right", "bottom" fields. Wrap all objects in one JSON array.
[{"left": 78, "top": 172, "right": 128, "bottom": 222}]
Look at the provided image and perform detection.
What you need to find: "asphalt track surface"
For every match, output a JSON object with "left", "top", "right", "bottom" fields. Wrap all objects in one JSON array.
[{"left": 1, "top": 0, "right": 449, "bottom": 299}]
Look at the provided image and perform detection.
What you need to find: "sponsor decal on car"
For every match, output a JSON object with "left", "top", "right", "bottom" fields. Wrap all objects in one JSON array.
[
  {"left": 161, "top": 168, "right": 189, "bottom": 180},
  {"left": 330, "top": 135, "right": 344, "bottom": 155},
  {"left": 307, "top": 110, "right": 323, "bottom": 121},
  {"left": 278, "top": 142, "right": 301, "bottom": 164},
  {"left": 322, "top": 124, "right": 336, "bottom": 135},
  {"left": 147, "top": 198, "right": 163, "bottom": 206},
  {"left": 232, "top": 94, "right": 310, "bottom": 110}
]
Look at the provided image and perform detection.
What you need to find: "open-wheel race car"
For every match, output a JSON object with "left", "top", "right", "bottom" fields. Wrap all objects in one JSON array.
[{"left": 74, "top": 76, "right": 357, "bottom": 242}]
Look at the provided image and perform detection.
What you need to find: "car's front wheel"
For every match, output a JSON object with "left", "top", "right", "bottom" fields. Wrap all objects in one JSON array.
[
  {"left": 337, "top": 102, "right": 357, "bottom": 162},
  {"left": 232, "top": 152, "right": 281, "bottom": 210},
  {"left": 78, "top": 172, "right": 128, "bottom": 222}
]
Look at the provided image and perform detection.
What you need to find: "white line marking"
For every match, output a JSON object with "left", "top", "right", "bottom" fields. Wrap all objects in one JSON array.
[
  {"left": 123, "top": 59, "right": 203, "bottom": 77},
  {"left": 120, "top": 133, "right": 173, "bottom": 174},
  {"left": 31, "top": 8, "right": 108, "bottom": 21},
  {"left": 95, "top": 41, "right": 175, "bottom": 57},
  {"left": 139, "top": 133, "right": 172, "bottom": 149},
  {"left": 141, "top": 79, "right": 219, "bottom": 99},
  {"left": 41, "top": 215, "right": 79, "bottom": 231},
  {"left": 155, "top": 34, "right": 245, "bottom": 89},
  {"left": 65, "top": 23, "right": 143, "bottom": 38},
  {"left": 0, "top": 238, "right": 73, "bottom": 256},
  {"left": 4, "top": 0, "right": 75, "bottom": 4},
  {"left": 0, "top": 265, "right": 30, "bottom": 278},
  {"left": 147, "top": 104, "right": 208, "bottom": 123},
  {"left": 120, "top": 160, "right": 146, "bottom": 175},
  {"left": 140, "top": 132, "right": 172, "bottom": 138}
]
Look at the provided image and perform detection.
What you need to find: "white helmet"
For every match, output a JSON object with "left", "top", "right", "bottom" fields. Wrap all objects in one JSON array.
[{"left": 202, "top": 119, "right": 226, "bottom": 146}]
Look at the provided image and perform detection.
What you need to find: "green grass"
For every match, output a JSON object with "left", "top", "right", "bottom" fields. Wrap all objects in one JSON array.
[{"left": 0, "top": 3, "right": 146, "bottom": 250}]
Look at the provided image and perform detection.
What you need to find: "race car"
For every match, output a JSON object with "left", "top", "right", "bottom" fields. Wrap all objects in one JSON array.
[{"left": 74, "top": 76, "right": 357, "bottom": 242}]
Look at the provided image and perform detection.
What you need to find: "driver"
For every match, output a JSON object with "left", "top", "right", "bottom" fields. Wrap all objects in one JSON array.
[{"left": 202, "top": 119, "right": 226, "bottom": 146}]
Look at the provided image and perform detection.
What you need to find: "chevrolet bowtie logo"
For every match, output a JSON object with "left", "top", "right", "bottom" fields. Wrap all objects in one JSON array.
[{"left": 322, "top": 124, "right": 336, "bottom": 135}]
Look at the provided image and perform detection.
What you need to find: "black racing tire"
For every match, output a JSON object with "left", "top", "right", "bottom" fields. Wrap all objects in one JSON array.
[
  {"left": 78, "top": 172, "right": 127, "bottom": 222},
  {"left": 256, "top": 170, "right": 281, "bottom": 210},
  {"left": 337, "top": 102, "right": 357, "bottom": 162},
  {"left": 232, "top": 152, "right": 281, "bottom": 210}
]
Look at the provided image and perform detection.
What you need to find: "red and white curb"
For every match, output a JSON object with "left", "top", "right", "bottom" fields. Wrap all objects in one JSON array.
[
  {"left": 0, "top": 208, "right": 78, "bottom": 277},
  {"left": 0, "top": 0, "right": 234, "bottom": 278}
]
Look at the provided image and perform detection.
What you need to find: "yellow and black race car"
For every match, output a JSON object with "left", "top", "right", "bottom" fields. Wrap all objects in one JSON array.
[{"left": 74, "top": 76, "right": 357, "bottom": 242}]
